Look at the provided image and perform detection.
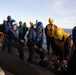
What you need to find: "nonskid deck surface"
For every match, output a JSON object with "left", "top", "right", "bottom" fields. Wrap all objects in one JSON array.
[{"left": 0, "top": 46, "right": 55, "bottom": 75}]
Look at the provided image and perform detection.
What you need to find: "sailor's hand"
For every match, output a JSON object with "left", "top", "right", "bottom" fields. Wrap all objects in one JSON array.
[
  {"left": 34, "top": 45, "right": 38, "bottom": 49},
  {"left": 39, "top": 48, "right": 43, "bottom": 51},
  {"left": 61, "top": 60, "right": 67, "bottom": 65},
  {"left": 61, "top": 60, "right": 67, "bottom": 68},
  {"left": 21, "top": 40, "right": 27, "bottom": 45}
]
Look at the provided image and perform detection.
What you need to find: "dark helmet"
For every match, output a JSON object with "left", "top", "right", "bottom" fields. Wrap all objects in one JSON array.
[
  {"left": 11, "top": 19, "right": 17, "bottom": 26},
  {"left": 12, "top": 22, "right": 17, "bottom": 26},
  {"left": 3, "top": 19, "right": 6, "bottom": 23},
  {"left": 19, "top": 21, "right": 23, "bottom": 25},
  {"left": 7, "top": 15, "right": 11, "bottom": 19},
  {"left": 37, "top": 22, "right": 43, "bottom": 28},
  {"left": 37, "top": 22, "right": 43, "bottom": 27},
  {"left": 36, "top": 22, "right": 43, "bottom": 31},
  {"left": 24, "top": 22, "right": 26, "bottom": 25},
  {"left": 11, "top": 19, "right": 16, "bottom": 24}
]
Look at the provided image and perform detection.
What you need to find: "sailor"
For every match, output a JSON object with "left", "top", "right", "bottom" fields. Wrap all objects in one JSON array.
[{"left": 45, "top": 18, "right": 57, "bottom": 55}]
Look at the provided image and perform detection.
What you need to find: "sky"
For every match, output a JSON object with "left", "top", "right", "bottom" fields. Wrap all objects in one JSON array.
[{"left": 0, "top": 0, "right": 76, "bottom": 29}]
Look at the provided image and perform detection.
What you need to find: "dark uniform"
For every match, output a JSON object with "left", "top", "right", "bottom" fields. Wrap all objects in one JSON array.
[
  {"left": 3, "top": 16, "right": 12, "bottom": 53},
  {"left": 45, "top": 23, "right": 57, "bottom": 55},
  {"left": 10, "top": 27, "right": 24, "bottom": 60},
  {"left": 66, "top": 26, "right": 76, "bottom": 75},
  {"left": 3, "top": 19, "right": 24, "bottom": 60},
  {"left": 27, "top": 22, "right": 44, "bottom": 63}
]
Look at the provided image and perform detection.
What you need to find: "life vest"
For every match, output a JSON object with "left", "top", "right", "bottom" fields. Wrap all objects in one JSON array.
[
  {"left": 19, "top": 26, "right": 24, "bottom": 35},
  {"left": 54, "top": 32, "right": 73, "bottom": 51},
  {"left": 46, "top": 24, "right": 57, "bottom": 37},
  {"left": 32, "top": 29, "right": 43, "bottom": 44},
  {"left": 11, "top": 28, "right": 19, "bottom": 38}
]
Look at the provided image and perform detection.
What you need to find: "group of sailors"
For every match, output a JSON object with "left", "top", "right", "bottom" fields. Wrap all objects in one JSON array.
[{"left": 0, "top": 15, "right": 76, "bottom": 75}]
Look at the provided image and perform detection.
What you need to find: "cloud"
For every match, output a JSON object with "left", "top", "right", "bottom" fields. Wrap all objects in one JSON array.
[
  {"left": 44, "top": 0, "right": 76, "bottom": 17},
  {"left": 54, "top": 16, "right": 76, "bottom": 29},
  {"left": 53, "top": 0, "right": 63, "bottom": 11},
  {"left": 44, "top": 0, "right": 63, "bottom": 12}
]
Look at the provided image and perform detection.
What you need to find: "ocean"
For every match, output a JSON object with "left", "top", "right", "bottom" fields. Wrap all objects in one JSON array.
[{"left": 43, "top": 29, "right": 72, "bottom": 47}]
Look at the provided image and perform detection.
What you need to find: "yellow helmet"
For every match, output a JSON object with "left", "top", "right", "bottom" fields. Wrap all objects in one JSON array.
[
  {"left": 49, "top": 18, "right": 53, "bottom": 23},
  {"left": 29, "top": 21, "right": 33, "bottom": 25},
  {"left": 54, "top": 28, "right": 64, "bottom": 39}
]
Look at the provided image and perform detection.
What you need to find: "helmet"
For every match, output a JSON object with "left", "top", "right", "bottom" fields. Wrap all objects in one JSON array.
[
  {"left": 49, "top": 18, "right": 53, "bottom": 23},
  {"left": 37, "top": 22, "right": 43, "bottom": 29},
  {"left": 54, "top": 28, "right": 64, "bottom": 39},
  {"left": 37, "top": 22, "right": 43, "bottom": 27},
  {"left": 29, "top": 21, "right": 34, "bottom": 27},
  {"left": 19, "top": 21, "right": 23, "bottom": 25},
  {"left": 12, "top": 22, "right": 17, "bottom": 26},
  {"left": 3, "top": 19, "right": 6, "bottom": 22},
  {"left": 7, "top": 15, "right": 11, "bottom": 19},
  {"left": 29, "top": 21, "right": 33, "bottom": 25},
  {"left": 11, "top": 19, "right": 17, "bottom": 26},
  {"left": 24, "top": 22, "right": 26, "bottom": 25},
  {"left": 11, "top": 19, "right": 16, "bottom": 24}
]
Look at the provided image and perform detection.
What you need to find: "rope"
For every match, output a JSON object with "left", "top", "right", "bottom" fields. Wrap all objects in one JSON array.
[{"left": 0, "top": 32, "right": 5, "bottom": 44}]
